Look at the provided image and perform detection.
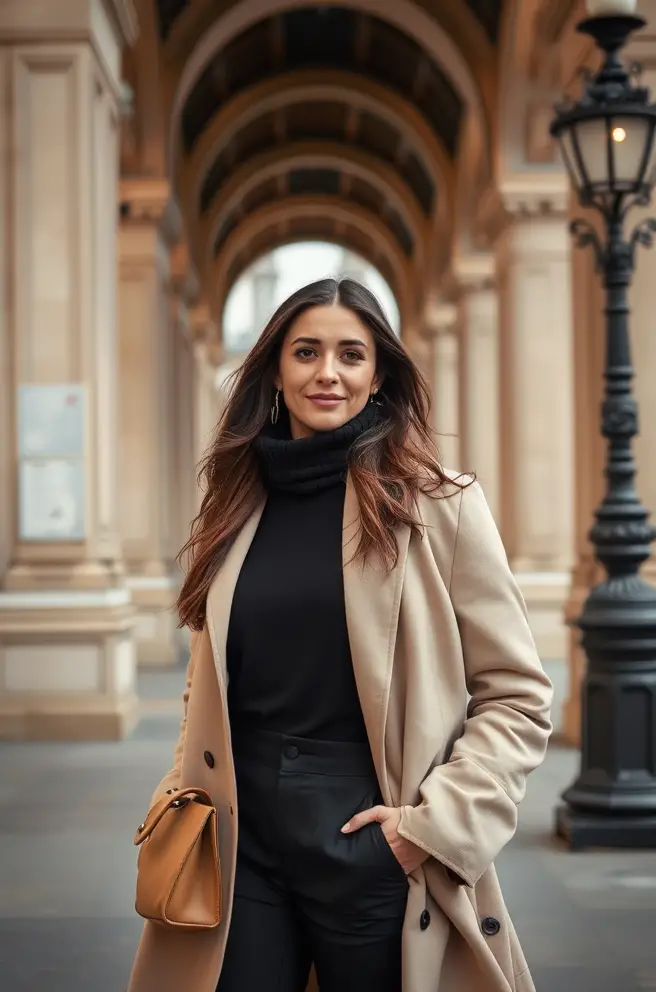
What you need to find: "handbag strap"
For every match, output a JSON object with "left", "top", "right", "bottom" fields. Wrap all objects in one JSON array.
[{"left": 133, "top": 788, "right": 215, "bottom": 847}]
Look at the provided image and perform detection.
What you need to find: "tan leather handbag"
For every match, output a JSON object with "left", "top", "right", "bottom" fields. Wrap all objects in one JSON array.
[{"left": 133, "top": 787, "right": 221, "bottom": 931}]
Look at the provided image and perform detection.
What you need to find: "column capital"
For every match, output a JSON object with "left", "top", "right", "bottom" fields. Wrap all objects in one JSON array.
[
  {"left": 477, "top": 172, "right": 570, "bottom": 244},
  {"left": 452, "top": 252, "right": 496, "bottom": 293},
  {"left": 499, "top": 172, "right": 570, "bottom": 217},
  {"left": 0, "top": 0, "right": 137, "bottom": 44},
  {"left": 423, "top": 302, "right": 458, "bottom": 338},
  {"left": 119, "top": 178, "right": 181, "bottom": 245}
]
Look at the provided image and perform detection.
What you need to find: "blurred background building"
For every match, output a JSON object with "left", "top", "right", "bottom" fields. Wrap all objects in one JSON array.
[{"left": 1, "top": 0, "right": 656, "bottom": 750}]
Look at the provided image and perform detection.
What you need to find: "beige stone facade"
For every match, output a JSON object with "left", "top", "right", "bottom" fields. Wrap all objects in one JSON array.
[{"left": 2, "top": 0, "right": 656, "bottom": 742}]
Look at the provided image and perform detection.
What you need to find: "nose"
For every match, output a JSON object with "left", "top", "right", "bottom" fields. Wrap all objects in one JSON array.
[{"left": 316, "top": 357, "right": 339, "bottom": 383}]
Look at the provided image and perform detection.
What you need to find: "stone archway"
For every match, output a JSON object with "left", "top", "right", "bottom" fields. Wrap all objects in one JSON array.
[
  {"left": 167, "top": 0, "right": 490, "bottom": 173},
  {"left": 210, "top": 195, "right": 417, "bottom": 326},
  {"left": 177, "top": 71, "right": 456, "bottom": 281}
]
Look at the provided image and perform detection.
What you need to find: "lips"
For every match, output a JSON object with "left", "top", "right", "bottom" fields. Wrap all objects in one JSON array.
[{"left": 307, "top": 394, "right": 345, "bottom": 407}]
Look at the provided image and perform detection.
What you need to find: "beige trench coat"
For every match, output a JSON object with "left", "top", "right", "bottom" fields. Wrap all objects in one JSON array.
[{"left": 128, "top": 476, "right": 553, "bottom": 992}]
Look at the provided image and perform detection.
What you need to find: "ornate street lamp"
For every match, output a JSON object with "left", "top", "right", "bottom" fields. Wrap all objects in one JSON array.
[{"left": 551, "top": 9, "right": 656, "bottom": 849}]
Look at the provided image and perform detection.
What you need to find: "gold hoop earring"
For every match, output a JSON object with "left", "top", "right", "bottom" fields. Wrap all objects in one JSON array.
[{"left": 271, "top": 389, "right": 280, "bottom": 425}]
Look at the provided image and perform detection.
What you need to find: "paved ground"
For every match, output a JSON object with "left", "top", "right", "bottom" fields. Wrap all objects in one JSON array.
[{"left": 1, "top": 666, "right": 655, "bottom": 992}]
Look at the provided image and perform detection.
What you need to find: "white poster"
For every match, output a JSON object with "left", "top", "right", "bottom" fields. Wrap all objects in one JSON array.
[
  {"left": 18, "top": 384, "right": 85, "bottom": 458},
  {"left": 19, "top": 459, "right": 86, "bottom": 541}
]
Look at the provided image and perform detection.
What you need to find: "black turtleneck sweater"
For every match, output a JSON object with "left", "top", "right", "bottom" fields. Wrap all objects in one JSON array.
[{"left": 226, "top": 405, "right": 380, "bottom": 742}]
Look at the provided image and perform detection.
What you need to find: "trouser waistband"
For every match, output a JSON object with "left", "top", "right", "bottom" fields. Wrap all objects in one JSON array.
[{"left": 230, "top": 723, "right": 377, "bottom": 778}]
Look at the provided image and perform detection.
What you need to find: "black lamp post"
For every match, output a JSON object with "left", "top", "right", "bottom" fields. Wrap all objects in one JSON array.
[{"left": 550, "top": 12, "right": 656, "bottom": 849}]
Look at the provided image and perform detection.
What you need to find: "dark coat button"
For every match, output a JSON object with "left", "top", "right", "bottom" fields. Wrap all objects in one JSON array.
[
  {"left": 204, "top": 750, "right": 215, "bottom": 769},
  {"left": 284, "top": 744, "right": 299, "bottom": 759},
  {"left": 419, "top": 910, "right": 431, "bottom": 931},
  {"left": 481, "top": 917, "right": 501, "bottom": 937}
]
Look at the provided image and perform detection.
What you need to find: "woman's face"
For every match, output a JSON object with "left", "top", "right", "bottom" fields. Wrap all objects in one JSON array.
[{"left": 275, "top": 304, "right": 380, "bottom": 440}]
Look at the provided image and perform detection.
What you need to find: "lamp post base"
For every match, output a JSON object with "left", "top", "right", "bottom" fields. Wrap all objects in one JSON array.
[{"left": 555, "top": 803, "right": 656, "bottom": 850}]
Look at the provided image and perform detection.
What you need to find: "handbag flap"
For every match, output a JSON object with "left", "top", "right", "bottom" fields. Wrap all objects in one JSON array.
[{"left": 134, "top": 788, "right": 214, "bottom": 846}]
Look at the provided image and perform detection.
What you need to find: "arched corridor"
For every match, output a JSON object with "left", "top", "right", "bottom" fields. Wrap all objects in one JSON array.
[
  {"left": 1, "top": 0, "right": 656, "bottom": 758},
  {"left": 3, "top": 1, "right": 656, "bottom": 988}
]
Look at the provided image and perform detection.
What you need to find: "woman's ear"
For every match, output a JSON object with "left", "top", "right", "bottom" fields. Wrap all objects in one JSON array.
[{"left": 273, "top": 374, "right": 282, "bottom": 391}]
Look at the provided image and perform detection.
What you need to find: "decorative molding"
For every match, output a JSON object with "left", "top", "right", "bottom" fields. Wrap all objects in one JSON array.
[
  {"left": 119, "top": 177, "right": 182, "bottom": 246},
  {"left": 423, "top": 301, "right": 458, "bottom": 337},
  {"left": 452, "top": 252, "right": 496, "bottom": 292},
  {"left": 500, "top": 172, "right": 570, "bottom": 216},
  {"left": 476, "top": 172, "right": 570, "bottom": 245},
  {"left": 0, "top": 589, "right": 131, "bottom": 609}
]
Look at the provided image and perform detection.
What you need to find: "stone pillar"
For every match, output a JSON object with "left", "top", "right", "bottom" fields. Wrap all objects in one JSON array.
[
  {"left": 117, "top": 178, "right": 181, "bottom": 668},
  {"left": 0, "top": 0, "right": 139, "bottom": 740},
  {"left": 453, "top": 254, "right": 500, "bottom": 520},
  {"left": 402, "top": 324, "right": 433, "bottom": 388},
  {"left": 170, "top": 247, "right": 199, "bottom": 566},
  {"left": 562, "top": 205, "right": 606, "bottom": 745},
  {"left": 426, "top": 305, "right": 461, "bottom": 472},
  {"left": 495, "top": 177, "right": 575, "bottom": 660},
  {"left": 191, "top": 305, "right": 223, "bottom": 489}
]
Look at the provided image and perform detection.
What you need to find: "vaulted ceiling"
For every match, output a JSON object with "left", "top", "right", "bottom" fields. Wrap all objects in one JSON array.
[{"left": 153, "top": 0, "right": 502, "bottom": 318}]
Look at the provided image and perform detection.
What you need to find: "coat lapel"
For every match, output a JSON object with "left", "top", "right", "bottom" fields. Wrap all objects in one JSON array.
[
  {"left": 342, "top": 474, "right": 410, "bottom": 803},
  {"left": 206, "top": 502, "right": 266, "bottom": 694}
]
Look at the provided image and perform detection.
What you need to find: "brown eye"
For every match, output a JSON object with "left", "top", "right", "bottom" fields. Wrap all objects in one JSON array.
[{"left": 294, "top": 348, "right": 316, "bottom": 359}]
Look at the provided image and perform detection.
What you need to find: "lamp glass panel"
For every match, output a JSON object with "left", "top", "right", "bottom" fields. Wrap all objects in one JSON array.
[
  {"left": 573, "top": 118, "right": 611, "bottom": 186},
  {"left": 609, "top": 115, "right": 651, "bottom": 187},
  {"left": 559, "top": 129, "right": 586, "bottom": 191},
  {"left": 639, "top": 122, "right": 656, "bottom": 186}
]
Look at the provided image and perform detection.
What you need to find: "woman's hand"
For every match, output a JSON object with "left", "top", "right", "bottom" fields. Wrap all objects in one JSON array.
[{"left": 341, "top": 805, "right": 429, "bottom": 875}]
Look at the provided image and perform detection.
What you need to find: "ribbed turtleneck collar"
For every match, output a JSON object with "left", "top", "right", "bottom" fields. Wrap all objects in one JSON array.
[{"left": 254, "top": 402, "right": 380, "bottom": 495}]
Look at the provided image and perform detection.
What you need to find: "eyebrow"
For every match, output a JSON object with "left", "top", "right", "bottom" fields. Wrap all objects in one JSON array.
[{"left": 290, "top": 336, "right": 368, "bottom": 348}]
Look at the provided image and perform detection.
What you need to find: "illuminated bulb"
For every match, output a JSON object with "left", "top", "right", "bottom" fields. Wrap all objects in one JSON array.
[{"left": 612, "top": 126, "right": 627, "bottom": 143}]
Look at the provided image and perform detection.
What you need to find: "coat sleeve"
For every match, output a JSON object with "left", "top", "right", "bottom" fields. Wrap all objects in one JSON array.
[
  {"left": 148, "top": 629, "right": 200, "bottom": 808},
  {"left": 397, "top": 481, "right": 554, "bottom": 887}
]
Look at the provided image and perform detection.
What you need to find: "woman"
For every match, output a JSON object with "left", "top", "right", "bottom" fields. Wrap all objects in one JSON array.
[{"left": 128, "top": 278, "right": 552, "bottom": 992}]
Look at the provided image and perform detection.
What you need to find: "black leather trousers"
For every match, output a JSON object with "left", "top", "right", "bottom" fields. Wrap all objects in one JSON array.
[{"left": 217, "top": 724, "right": 408, "bottom": 992}]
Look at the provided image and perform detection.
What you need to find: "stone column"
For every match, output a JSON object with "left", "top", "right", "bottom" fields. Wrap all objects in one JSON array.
[
  {"left": 453, "top": 254, "right": 500, "bottom": 520},
  {"left": 562, "top": 206, "right": 606, "bottom": 745},
  {"left": 402, "top": 324, "right": 433, "bottom": 387},
  {"left": 117, "top": 178, "right": 181, "bottom": 668},
  {"left": 0, "top": 0, "right": 139, "bottom": 740},
  {"left": 169, "top": 247, "right": 199, "bottom": 568},
  {"left": 191, "top": 305, "right": 223, "bottom": 492},
  {"left": 426, "top": 305, "right": 461, "bottom": 472},
  {"left": 495, "top": 177, "right": 575, "bottom": 660}
]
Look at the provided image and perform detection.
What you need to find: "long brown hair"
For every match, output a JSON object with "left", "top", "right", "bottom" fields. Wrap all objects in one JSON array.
[{"left": 177, "top": 277, "right": 468, "bottom": 630}]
